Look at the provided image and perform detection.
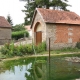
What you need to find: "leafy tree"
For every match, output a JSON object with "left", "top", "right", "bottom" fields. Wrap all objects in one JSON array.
[
  {"left": 12, "top": 24, "right": 25, "bottom": 32},
  {"left": 7, "top": 14, "right": 13, "bottom": 26},
  {"left": 21, "top": 0, "right": 71, "bottom": 25},
  {"left": 22, "top": 0, "right": 37, "bottom": 25},
  {"left": 50, "top": 0, "right": 70, "bottom": 11}
]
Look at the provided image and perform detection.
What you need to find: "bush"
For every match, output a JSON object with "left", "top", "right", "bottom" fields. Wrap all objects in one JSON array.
[
  {"left": 25, "top": 44, "right": 33, "bottom": 54},
  {"left": 35, "top": 42, "right": 46, "bottom": 53},
  {"left": 76, "top": 42, "right": 80, "bottom": 49},
  {"left": 0, "top": 43, "right": 23, "bottom": 57},
  {"left": 12, "top": 30, "right": 29, "bottom": 40},
  {"left": 12, "top": 24, "right": 25, "bottom": 32},
  {"left": 0, "top": 42, "right": 46, "bottom": 57},
  {"left": 0, "top": 43, "right": 14, "bottom": 57}
]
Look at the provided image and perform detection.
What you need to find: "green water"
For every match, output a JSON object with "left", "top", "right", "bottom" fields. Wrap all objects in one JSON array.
[{"left": 0, "top": 56, "right": 80, "bottom": 80}]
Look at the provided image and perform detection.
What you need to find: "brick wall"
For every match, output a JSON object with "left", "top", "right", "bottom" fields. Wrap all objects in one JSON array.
[
  {"left": 46, "top": 24, "right": 80, "bottom": 50},
  {"left": 55, "top": 24, "right": 80, "bottom": 43}
]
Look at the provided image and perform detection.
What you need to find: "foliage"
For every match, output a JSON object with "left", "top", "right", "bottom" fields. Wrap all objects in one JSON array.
[
  {"left": 0, "top": 42, "right": 46, "bottom": 57},
  {"left": 35, "top": 42, "right": 46, "bottom": 53},
  {"left": 25, "top": 44, "right": 33, "bottom": 54},
  {"left": 22, "top": 0, "right": 37, "bottom": 25},
  {"left": 12, "top": 30, "right": 29, "bottom": 40},
  {"left": 50, "top": 0, "right": 70, "bottom": 10},
  {"left": 21, "top": 0, "right": 71, "bottom": 25},
  {"left": 6, "top": 14, "right": 13, "bottom": 26},
  {"left": 12, "top": 24, "right": 25, "bottom": 32},
  {"left": 76, "top": 42, "right": 80, "bottom": 49}
]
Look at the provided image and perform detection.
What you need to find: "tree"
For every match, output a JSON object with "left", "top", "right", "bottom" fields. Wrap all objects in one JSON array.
[
  {"left": 50, "top": 0, "right": 71, "bottom": 11},
  {"left": 7, "top": 14, "right": 13, "bottom": 26},
  {"left": 22, "top": 0, "right": 37, "bottom": 25},
  {"left": 12, "top": 24, "right": 25, "bottom": 32},
  {"left": 21, "top": 0, "right": 71, "bottom": 25}
]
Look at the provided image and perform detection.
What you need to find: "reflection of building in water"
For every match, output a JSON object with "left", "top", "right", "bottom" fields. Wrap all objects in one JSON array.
[
  {"left": 33, "top": 60, "right": 47, "bottom": 80},
  {"left": 47, "top": 57, "right": 80, "bottom": 80}
]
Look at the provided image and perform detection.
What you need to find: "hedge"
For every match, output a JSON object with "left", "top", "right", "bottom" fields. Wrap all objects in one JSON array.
[{"left": 12, "top": 30, "right": 29, "bottom": 40}]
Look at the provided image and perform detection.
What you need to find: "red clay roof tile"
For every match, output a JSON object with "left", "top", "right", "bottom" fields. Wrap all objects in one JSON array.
[
  {"left": 0, "top": 16, "right": 11, "bottom": 28},
  {"left": 37, "top": 8, "right": 80, "bottom": 25}
]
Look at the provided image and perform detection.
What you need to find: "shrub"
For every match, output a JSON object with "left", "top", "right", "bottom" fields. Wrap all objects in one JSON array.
[
  {"left": 0, "top": 42, "right": 46, "bottom": 57},
  {"left": 18, "top": 44, "right": 26, "bottom": 54},
  {"left": 12, "top": 24, "right": 25, "bottom": 32},
  {"left": 35, "top": 42, "right": 46, "bottom": 53},
  {"left": 25, "top": 44, "right": 33, "bottom": 54},
  {"left": 0, "top": 47, "right": 8, "bottom": 55},
  {"left": 0, "top": 43, "right": 14, "bottom": 57},
  {"left": 12, "top": 30, "right": 29, "bottom": 40},
  {"left": 76, "top": 42, "right": 80, "bottom": 49}
]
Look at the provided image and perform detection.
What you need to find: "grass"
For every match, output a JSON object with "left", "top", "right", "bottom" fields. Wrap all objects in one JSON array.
[
  {"left": 38, "top": 47, "right": 80, "bottom": 55},
  {"left": 0, "top": 53, "right": 6, "bottom": 59},
  {"left": 0, "top": 47, "right": 80, "bottom": 60}
]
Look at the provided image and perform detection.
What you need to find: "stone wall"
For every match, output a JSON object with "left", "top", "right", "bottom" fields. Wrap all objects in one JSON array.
[
  {"left": 32, "top": 11, "right": 46, "bottom": 43},
  {"left": 46, "top": 24, "right": 80, "bottom": 50},
  {"left": 0, "top": 28, "right": 11, "bottom": 45},
  {"left": 31, "top": 11, "right": 80, "bottom": 50},
  {"left": 46, "top": 23, "right": 56, "bottom": 50}
]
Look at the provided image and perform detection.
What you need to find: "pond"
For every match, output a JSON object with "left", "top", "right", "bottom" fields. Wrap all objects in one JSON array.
[{"left": 0, "top": 56, "right": 80, "bottom": 80}]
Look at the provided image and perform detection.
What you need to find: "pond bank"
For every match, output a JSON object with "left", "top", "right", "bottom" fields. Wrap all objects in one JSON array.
[{"left": 0, "top": 52, "right": 80, "bottom": 63}]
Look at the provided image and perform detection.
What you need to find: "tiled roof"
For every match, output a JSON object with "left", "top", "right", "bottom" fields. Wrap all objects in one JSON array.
[
  {"left": 37, "top": 8, "right": 80, "bottom": 25},
  {"left": 0, "top": 16, "right": 11, "bottom": 28}
]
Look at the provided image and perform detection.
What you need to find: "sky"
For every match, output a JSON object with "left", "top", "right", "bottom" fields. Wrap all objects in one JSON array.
[
  {"left": 0, "top": 0, "right": 26, "bottom": 25},
  {"left": 0, "top": 0, "right": 80, "bottom": 25}
]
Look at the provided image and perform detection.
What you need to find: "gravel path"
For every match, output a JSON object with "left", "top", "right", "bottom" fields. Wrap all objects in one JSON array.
[{"left": 14, "top": 39, "right": 32, "bottom": 46}]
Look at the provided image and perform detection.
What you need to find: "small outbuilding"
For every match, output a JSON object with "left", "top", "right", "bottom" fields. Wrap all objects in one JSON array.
[
  {"left": 25, "top": 25, "right": 32, "bottom": 37},
  {"left": 31, "top": 8, "right": 80, "bottom": 50},
  {"left": 0, "top": 16, "right": 12, "bottom": 45}
]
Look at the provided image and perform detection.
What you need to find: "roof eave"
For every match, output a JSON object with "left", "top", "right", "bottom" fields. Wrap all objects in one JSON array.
[
  {"left": 30, "top": 8, "right": 37, "bottom": 29},
  {"left": 45, "top": 22, "right": 80, "bottom": 25}
]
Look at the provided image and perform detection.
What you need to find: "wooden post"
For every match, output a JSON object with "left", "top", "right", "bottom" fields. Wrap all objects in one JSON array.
[
  {"left": 49, "top": 38, "right": 50, "bottom": 64},
  {"left": 48, "top": 38, "right": 51, "bottom": 79}
]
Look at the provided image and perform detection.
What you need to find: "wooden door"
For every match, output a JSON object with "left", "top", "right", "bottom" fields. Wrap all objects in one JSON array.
[{"left": 36, "top": 31, "right": 42, "bottom": 45}]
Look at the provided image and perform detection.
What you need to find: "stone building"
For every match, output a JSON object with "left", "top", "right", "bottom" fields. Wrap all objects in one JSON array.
[
  {"left": 0, "top": 16, "right": 12, "bottom": 45},
  {"left": 31, "top": 8, "right": 80, "bottom": 50}
]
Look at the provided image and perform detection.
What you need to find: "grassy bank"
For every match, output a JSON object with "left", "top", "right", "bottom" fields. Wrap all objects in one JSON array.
[
  {"left": 0, "top": 51, "right": 80, "bottom": 62},
  {"left": 0, "top": 42, "right": 80, "bottom": 60}
]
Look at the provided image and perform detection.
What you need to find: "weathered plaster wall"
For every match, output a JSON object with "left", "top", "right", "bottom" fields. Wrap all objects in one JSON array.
[
  {"left": 0, "top": 28, "right": 11, "bottom": 45},
  {"left": 36, "top": 24, "right": 42, "bottom": 31}
]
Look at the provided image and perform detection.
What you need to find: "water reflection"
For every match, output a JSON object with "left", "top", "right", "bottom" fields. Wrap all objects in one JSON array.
[
  {"left": 0, "top": 63, "right": 32, "bottom": 80},
  {"left": 47, "top": 57, "right": 80, "bottom": 80},
  {"left": 0, "top": 57, "right": 80, "bottom": 80}
]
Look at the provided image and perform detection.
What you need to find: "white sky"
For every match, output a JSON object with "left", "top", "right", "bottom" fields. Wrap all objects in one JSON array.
[
  {"left": 0, "top": 0, "right": 26, "bottom": 25},
  {"left": 0, "top": 0, "right": 80, "bottom": 25}
]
